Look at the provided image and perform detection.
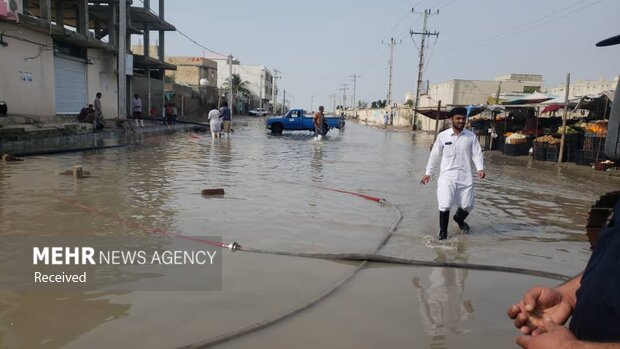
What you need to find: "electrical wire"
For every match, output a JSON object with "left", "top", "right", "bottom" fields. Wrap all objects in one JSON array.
[
  {"left": 134, "top": 0, "right": 227, "bottom": 58},
  {"left": 452, "top": 0, "right": 604, "bottom": 51}
]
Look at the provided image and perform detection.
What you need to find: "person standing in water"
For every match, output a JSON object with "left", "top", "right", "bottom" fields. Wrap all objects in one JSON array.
[{"left": 420, "top": 107, "right": 485, "bottom": 240}]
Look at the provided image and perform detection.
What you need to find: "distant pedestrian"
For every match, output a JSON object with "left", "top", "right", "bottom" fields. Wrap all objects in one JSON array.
[
  {"left": 384, "top": 110, "right": 389, "bottom": 128},
  {"left": 219, "top": 101, "right": 232, "bottom": 137},
  {"left": 172, "top": 103, "right": 178, "bottom": 124},
  {"left": 208, "top": 105, "right": 222, "bottom": 138},
  {"left": 164, "top": 103, "right": 174, "bottom": 125},
  {"left": 420, "top": 107, "right": 485, "bottom": 240},
  {"left": 93, "top": 92, "right": 104, "bottom": 131},
  {"left": 313, "top": 105, "right": 325, "bottom": 141},
  {"left": 132, "top": 94, "right": 144, "bottom": 127}
]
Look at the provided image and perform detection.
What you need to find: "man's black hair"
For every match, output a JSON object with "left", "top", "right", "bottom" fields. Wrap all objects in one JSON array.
[
  {"left": 450, "top": 107, "right": 467, "bottom": 117},
  {"left": 222, "top": 101, "right": 228, "bottom": 107}
]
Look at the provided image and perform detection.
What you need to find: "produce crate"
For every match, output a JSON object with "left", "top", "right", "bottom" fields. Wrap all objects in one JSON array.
[
  {"left": 562, "top": 148, "right": 574, "bottom": 162},
  {"left": 545, "top": 143, "right": 560, "bottom": 162},
  {"left": 583, "top": 133, "right": 606, "bottom": 153},
  {"left": 503, "top": 143, "right": 530, "bottom": 156},
  {"left": 533, "top": 142, "right": 546, "bottom": 161},
  {"left": 574, "top": 150, "right": 589, "bottom": 166}
]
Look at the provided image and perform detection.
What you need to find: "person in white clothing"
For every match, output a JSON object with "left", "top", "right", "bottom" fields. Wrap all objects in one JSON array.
[
  {"left": 208, "top": 106, "right": 222, "bottom": 138},
  {"left": 420, "top": 107, "right": 485, "bottom": 240},
  {"left": 132, "top": 94, "right": 144, "bottom": 127}
]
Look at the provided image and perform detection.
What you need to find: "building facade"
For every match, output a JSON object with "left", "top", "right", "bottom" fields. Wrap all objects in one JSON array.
[
  {"left": 211, "top": 57, "right": 274, "bottom": 110},
  {"left": 0, "top": 0, "right": 176, "bottom": 119},
  {"left": 416, "top": 74, "right": 545, "bottom": 109},
  {"left": 544, "top": 76, "right": 619, "bottom": 99}
]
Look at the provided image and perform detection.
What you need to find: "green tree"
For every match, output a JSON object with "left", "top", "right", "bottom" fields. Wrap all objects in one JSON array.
[{"left": 223, "top": 73, "right": 251, "bottom": 97}]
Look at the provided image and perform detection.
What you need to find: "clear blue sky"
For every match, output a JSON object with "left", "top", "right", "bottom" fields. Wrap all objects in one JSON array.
[{"left": 150, "top": 0, "right": 619, "bottom": 111}]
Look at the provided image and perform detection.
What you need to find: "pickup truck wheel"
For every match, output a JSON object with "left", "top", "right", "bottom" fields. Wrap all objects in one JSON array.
[{"left": 271, "top": 123, "right": 283, "bottom": 134}]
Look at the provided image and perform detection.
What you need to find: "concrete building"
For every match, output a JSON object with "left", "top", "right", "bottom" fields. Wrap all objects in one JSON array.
[
  {"left": 544, "top": 76, "right": 619, "bottom": 99},
  {"left": 211, "top": 57, "right": 274, "bottom": 111},
  {"left": 0, "top": 0, "right": 175, "bottom": 120},
  {"left": 408, "top": 74, "right": 543, "bottom": 131},
  {"left": 164, "top": 56, "right": 217, "bottom": 89},
  {"left": 416, "top": 74, "right": 544, "bottom": 109}
]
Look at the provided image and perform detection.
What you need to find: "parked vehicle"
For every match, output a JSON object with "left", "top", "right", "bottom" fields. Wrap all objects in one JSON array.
[
  {"left": 248, "top": 108, "right": 268, "bottom": 117},
  {"left": 266, "top": 109, "right": 345, "bottom": 134}
]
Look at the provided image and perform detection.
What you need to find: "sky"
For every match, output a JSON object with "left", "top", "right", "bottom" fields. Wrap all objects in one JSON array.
[{"left": 144, "top": 0, "right": 619, "bottom": 111}]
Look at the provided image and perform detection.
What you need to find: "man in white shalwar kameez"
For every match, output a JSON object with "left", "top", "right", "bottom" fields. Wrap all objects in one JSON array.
[{"left": 421, "top": 107, "right": 485, "bottom": 240}]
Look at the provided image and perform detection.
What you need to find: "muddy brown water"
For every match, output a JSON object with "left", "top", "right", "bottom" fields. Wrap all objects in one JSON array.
[{"left": 1, "top": 117, "right": 618, "bottom": 348}]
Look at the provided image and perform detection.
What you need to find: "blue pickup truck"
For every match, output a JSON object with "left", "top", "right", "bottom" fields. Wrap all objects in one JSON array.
[{"left": 266, "top": 109, "right": 345, "bottom": 134}]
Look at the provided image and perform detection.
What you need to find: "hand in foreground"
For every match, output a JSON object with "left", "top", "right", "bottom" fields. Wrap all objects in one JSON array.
[
  {"left": 507, "top": 286, "right": 574, "bottom": 335},
  {"left": 477, "top": 170, "right": 486, "bottom": 179},
  {"left": 420, "top": 175, "right": 431, "bottom": 185},
  {"left": 516, "top": 318, "right": 577, "bottom": 349}
]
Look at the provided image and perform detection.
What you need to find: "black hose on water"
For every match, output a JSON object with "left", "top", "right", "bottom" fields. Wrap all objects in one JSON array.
[{"left": 178, "top": 200, "right": 569, "bottom": 349}]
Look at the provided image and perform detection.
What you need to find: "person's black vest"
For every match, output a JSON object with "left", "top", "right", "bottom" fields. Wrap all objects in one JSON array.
[{"left": 570, "top": 199, "right": 620, "bottom": 341}]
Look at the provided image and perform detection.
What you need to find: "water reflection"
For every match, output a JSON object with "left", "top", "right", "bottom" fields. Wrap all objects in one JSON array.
[
  {"left": 311, "top": 142, "right": 323, "bottom": 184},
  {"left": 412, "top": 240, "right": 472, "bottom": 348},
  {"left": 0, "top": 290, "right": 130, "bottom": 348}
]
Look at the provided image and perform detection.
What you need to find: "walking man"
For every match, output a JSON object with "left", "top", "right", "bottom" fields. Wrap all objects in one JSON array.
[
  {"left": 93, "top": 92, "right": 103, "bottom": 131},
  {"left": 420, "top": 107, "right": 485, "bottom": 240},
  {"left": 132, "top": 94, "right": 144, "bottom": 127},
  {"left": 313, "top": 105, "right": 325, "bottom": 140},
  {"left": 220, "top": 101, "right": 232, "bottom": 137}
]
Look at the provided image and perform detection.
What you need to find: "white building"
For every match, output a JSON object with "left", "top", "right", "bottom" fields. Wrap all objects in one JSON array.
[
  {"left": 415, "top": 74, "right": 544, "bottom": 109},
  {"left": 210, "top": 57, "right": 273, "bottom": 109},
  {"left": 0, "top": 0, "right": 176, "bottom": 119},
  {"left": 544, "top": 76, "right": 619, "bottom": 99}
]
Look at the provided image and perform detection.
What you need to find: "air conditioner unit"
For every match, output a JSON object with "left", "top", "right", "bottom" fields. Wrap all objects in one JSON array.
[
  {"left": 0, "top": 1, "right": 9, "bottom": 18},
  {"left": 0, "top": 0, "right": 20, "bottom": 21}
]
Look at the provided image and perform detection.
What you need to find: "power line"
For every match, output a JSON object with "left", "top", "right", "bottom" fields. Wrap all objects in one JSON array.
[
  {"left": 452, "top": 0, "right": 602, "bottom": 51},
  {"left": 135, "top": 0, "right": 227, "bottom": 57}
]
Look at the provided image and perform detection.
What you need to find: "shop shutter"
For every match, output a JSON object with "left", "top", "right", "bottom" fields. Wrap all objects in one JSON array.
[{"left": 54, "top": 55, "right": 87, "bottom": 114}]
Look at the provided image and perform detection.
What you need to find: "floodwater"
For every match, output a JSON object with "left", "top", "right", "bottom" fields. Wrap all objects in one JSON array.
[{"left": 0, "top": 117, "right": 618, "bottom": 348}]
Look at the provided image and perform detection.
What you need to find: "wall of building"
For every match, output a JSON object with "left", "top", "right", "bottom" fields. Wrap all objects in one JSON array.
[
  {"left": 418, "top": 79, "right": 532, "bottom": 108},
  {"left": 346, "top": 107, "right": 415, "bottom": 128},
  {"left": 544, "top": 76, "right": 619, "bottom": 98},
  {"left": 132, "top": 75, "right": 164, "bottom": 116},
  {"left": 86, "top": 48, "right": 118, "bottom": 119},
  {"left": 0, "top": 24, "right": 55, "bottom": 116},
  {"left": 165, "top": 57, "right": 218, "bottom": 88},
  {"left": 214, "top": 60, "right": 273, "bottom": 105}
]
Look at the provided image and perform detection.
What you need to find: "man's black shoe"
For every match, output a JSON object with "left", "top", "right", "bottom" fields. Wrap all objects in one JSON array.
[{"left": 453, "top": 208, "right": 470, "bottom": 233}]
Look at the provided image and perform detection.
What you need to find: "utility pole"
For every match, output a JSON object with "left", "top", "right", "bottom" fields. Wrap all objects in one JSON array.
[
  {"left": 411, "top": 8, "right": 439, "bottom": 130},
  {"left": 259, "top": 69, "right": 264, "bottom": 109},
  {"left": 488, "top": 80, "right": 502, "bottom": 150},
  {"left": 282, "top": 89, "right": 286, "bottom": 112},
  {"left": 558, "top": 73, "right": 571, "bottom": 163},
  {"left": 228, "top": 54, "right": 233, "bottom": 114},
  {"left": 339, "top": 84, "right": 348, "bottom": 113},
  {"left": 329, "top": 93, "right": 336, "bottom": 115},
  {"left": 273, "top": 69, "right": 280, "bottom": 113},
  {"left": 384, "top": 38, "right": 400, "bottom": 110},
  {"left": 350, "top": 73, "right": 361, "bottom": 117},
  {"left": 117, "top": 0, "right": 126, "bottom": 119}
]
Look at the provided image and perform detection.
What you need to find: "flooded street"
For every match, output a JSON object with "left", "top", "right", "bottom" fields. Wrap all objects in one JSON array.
[{"left": 1, "top": 118, "right": 618, "bottom": 348}]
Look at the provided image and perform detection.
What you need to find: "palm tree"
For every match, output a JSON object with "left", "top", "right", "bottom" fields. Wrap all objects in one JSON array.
[{"left": 223, "top": 74, "right": 250, "bottom": 97}]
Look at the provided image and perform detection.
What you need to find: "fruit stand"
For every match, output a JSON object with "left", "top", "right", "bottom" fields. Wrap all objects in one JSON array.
[{"left": 503, "top": 132, "right": 530, "bottom": 156}]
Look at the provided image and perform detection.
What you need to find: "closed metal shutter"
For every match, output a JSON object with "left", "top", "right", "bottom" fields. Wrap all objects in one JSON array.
[{"left": 54, "top": 55, "right": 87, "bottom": 114}]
